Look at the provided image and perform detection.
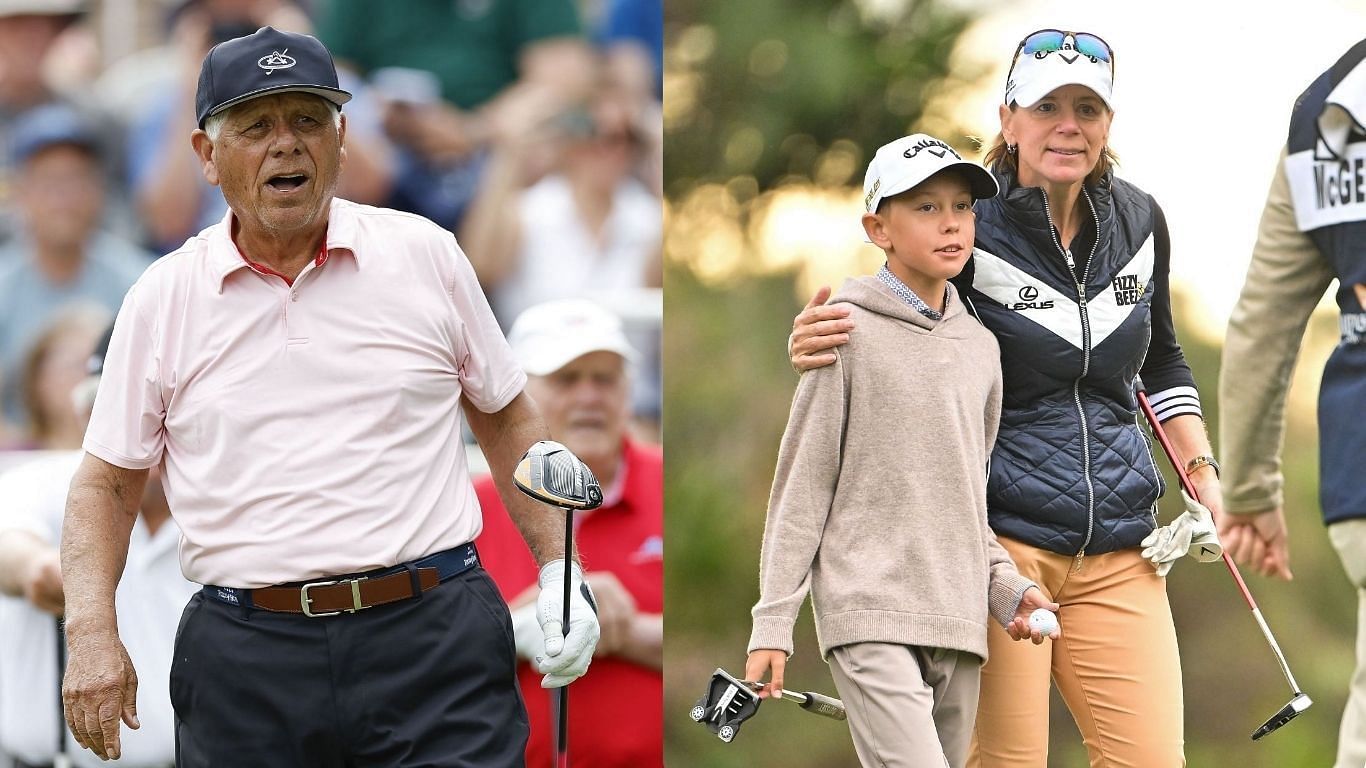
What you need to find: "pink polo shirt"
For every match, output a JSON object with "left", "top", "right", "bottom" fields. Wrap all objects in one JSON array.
[{"left": 84, "top": 199, "right": 527, "bottom": 588}]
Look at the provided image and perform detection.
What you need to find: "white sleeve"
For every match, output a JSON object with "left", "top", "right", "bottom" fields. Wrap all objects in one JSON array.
[{"left": 83, "top": 282, "right": 167, "bottom": 470}]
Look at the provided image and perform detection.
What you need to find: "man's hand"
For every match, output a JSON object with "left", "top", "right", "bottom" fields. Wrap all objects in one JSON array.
[
  {"left": 22, "top": 548, "right": 63, "bottom": 616},
  {"left": 584, "top": 572, "right": 637, "bottom": 658},
  {"left": 743, "top": 648, "right": 787, "bottom": 700},
  {"left": 534, "top": 559, "right": 601, "bottom": 687},
  {"left": 1005, "top": 587, "right": 1061, "bottom": 644},
  {"left": 1218, "top": 507, "right": 1293, "bottom": 580},
  {"left": 1141, "top": 490, "right": 1224, "bottom": 577},
  {"left": 789, "top": 287, "right": 853, "bottom": 372},
  {"left": 62, "top": 629, "right": 140, "bottom": 761}
]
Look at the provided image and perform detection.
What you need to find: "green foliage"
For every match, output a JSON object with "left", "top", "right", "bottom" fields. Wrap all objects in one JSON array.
[{"left": 664, "top": 0, "right": 974, "bottom": 196}]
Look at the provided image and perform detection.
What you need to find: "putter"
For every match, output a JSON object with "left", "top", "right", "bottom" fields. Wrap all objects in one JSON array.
[
  {"left": 1134, "top": 379, "right": 1312, "bottom": 740},
  {"left": 689, "top": 668, "right": 846, "bottom": 743},
  {"left": 513, "top": 440, "right": 603, "bottom": 768}
]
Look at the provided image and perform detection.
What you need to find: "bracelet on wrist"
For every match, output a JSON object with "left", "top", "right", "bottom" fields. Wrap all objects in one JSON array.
[{"left": 1185, "top": 454, "right": 1220, "bottom": 479}]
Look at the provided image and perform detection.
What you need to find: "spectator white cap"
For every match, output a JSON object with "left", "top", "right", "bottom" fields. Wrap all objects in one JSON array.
[{"left": 508, "top": 299, "right": 637, "bottom": 376}]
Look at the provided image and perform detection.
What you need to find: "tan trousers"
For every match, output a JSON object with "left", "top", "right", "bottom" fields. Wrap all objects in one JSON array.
[
  {"left": 829, "top": 642, "right": 982, "bottom": 768},
  {"left": 1329, "top": 519, "right": 1366, "bottom": 768},
  {"left": 967, "top": 537, "right": 1185, "bottom": 767}
]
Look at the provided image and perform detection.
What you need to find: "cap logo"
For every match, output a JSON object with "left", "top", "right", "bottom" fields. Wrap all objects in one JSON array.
[
  {"left": 257, "top": 49, "right": 296, "bottom": 74},
  {"left": 903, "top": 138, "right": 960, "bottom": 161},
  {"left": 864, "top": 178, "right": 881, "bottom": 210}
]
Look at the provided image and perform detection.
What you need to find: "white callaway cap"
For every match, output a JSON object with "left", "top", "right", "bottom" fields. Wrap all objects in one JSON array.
[
  {"left": 862, "top": 133, "right": 998, "bottom": 213},
  {"left": 508, "top": 298, "right": 637, "bottom": 376},
  {"left": 1004, "top": 30, "right": 1114, "bottom": 110}
]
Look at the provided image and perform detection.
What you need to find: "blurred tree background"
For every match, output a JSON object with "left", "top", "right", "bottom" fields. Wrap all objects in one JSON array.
[{"left": 661, "top": 1, "right": 1355, "bottom": 766}]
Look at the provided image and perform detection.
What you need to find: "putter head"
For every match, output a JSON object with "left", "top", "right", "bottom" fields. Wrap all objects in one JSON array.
[
  {"left": 513, "top": 440, "right": 603, "bottom": 511},
  {"left": 688, "top": 668, "right": 762, "bottom": 743},
  {"left": 1251, "top": 692, "right": 1312, "bottom": 740}
]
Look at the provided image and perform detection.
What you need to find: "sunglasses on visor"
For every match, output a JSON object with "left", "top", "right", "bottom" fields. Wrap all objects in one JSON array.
[{"left": 1006, "top": 29, "right": 1115, "bottom": 85}]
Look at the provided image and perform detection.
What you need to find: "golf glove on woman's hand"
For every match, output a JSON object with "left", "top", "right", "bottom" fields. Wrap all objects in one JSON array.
[
  {"left": 1141, "top": 490, "right": 1224, "bottom": 577},
  {"left": 535, "top": 559, "right": 600, "bottom": 687}
]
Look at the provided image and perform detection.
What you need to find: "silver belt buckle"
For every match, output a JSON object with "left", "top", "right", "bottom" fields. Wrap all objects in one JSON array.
[{"left": 300, "top": 577, "right": 369, "bottom": 617}]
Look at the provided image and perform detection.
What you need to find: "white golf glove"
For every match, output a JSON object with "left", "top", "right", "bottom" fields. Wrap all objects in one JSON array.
[
  {"left": 1140, "top": 490, "right": 1224, "bottom": 577},
  {"left": 534, "top": 559, "right": 600, "bottom": 688}
]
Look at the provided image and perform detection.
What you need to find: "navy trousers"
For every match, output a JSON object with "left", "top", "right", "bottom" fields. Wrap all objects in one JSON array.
[{"left": 170, "top": 568, "right": 528, "bottom": 767}]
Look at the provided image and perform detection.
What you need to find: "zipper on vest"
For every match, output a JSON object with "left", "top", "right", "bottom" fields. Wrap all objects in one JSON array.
[
  {"left": 1041, "top": 188, "right": 1100, "bottom": 564},
  {"left": 1136, "top": 409, "right": 1165, "bottom": 527}
]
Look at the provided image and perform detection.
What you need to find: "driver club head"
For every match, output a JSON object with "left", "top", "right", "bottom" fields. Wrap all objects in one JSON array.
[
  {"left": 1251, "top": 692, "right": 1312, "bottom": 741},
  {"left": 513, "top": 440, "right": 604, "bottom": 511}
]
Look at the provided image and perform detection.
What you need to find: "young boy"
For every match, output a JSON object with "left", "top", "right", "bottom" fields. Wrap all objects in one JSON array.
[{"left": 744, "top": 134, "right": 1060, "bottom": 768}]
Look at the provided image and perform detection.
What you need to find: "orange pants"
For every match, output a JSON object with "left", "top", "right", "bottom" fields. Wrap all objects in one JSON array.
[{"left": 967, "top": 536, "right": 1185, "bottom": 767}]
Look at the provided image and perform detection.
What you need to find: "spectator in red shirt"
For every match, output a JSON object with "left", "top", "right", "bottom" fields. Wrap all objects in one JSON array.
[{"left": 475, "top": 298, "right": 663, "bottom": 768}]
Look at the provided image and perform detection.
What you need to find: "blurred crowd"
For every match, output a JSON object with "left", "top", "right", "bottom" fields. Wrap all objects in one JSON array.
[
  {"left": 0, "top": 1, "right": 662, "bottom": 766},
  {"left": 0, "top": 0, "right": 664, "bottom": 461}
]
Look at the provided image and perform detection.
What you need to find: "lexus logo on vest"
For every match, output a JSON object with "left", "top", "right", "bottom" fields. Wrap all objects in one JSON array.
[{"left": 1010, "top": 284, "right": 1053, "bottom": 310}]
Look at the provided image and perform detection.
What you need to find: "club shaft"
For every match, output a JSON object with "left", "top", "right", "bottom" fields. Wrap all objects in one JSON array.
[
  {"left": 1136, "top": 390, "right": 1301, "bottom": 694},
  {"left": 558, "top": 511, "right": 574, "bottom": 766},
  {"left": 1251, "top": 606, "right": 1301, "bottom": 693}
]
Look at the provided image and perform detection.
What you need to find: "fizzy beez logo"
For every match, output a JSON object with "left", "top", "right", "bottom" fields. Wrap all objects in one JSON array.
[
  {"left": 1112, "top": 274, "right": 1142, "bottom": 306},
  {"left": 1010, "top": 285, "right": 1053, "bottom": 310},
  {"left": 904, "top": 138, "right": 960, "bottom": 161}
]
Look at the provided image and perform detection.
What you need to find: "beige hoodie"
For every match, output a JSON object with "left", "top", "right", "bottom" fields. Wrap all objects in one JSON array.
[{"left": 749, "top": 276, "right": 1033, "bottom": 661}]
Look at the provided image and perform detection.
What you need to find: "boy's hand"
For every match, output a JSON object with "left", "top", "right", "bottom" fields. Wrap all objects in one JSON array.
[
  {"left": 743, "top": 649, "right": 787, "bottom": 700},
  {"left": 789, "top": 287, "right": 854, "bottom": 372},
  {"left": 1005, "top": 587, "right": 1061, "bottom": 644}
]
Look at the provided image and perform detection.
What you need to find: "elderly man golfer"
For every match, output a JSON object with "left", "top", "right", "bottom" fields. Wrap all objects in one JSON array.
[{"left": 59, "top": 27, "right": 599, "bottom": 767}]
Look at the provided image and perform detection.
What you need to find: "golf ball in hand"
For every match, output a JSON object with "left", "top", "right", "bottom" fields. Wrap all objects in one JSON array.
[{"left": 1029, "top": 608, "right": 1059, "bottom": 635}]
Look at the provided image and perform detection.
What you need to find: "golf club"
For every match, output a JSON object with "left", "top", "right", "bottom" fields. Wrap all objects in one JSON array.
[
  {"left": 690, "top": 668, "right": 846, "bottom": 743},
  {"left": 56, "top": 617, "right": 71, "bottom": 768},
  {"left": 514, "top": 440, "right": 603, "bottom": 768},
  {"left": 773, "top": 688, "right": 848, "bottom": 721},
  {"left": 1134, "top": 379, "right": 1312, "bottom": 740}
]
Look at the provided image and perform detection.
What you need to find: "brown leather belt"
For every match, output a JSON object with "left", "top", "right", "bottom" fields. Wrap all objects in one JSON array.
[{"left": 202, "top": 542, "right": 479, "bottom": 617}]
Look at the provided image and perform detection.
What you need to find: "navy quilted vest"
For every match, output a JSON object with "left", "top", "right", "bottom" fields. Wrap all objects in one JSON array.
[{"left": 953, "top": 169, "right": 1165, "bottom": 556}]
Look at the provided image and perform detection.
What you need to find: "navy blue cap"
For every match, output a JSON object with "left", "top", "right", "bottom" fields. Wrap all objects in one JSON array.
[
  {"left": 9, "top": 103, "right": 99, "bottom": 166},
  {"left": 195, "top": 26, "right": 352, "bottom": 128}
]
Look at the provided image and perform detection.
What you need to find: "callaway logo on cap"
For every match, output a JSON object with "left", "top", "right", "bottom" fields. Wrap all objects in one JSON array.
[
  {"left": 862, "top": 133, "right": 998, "bottom": 214},
  {"left": 195, "top": 26, "right": 352, "bottom": 128}
]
